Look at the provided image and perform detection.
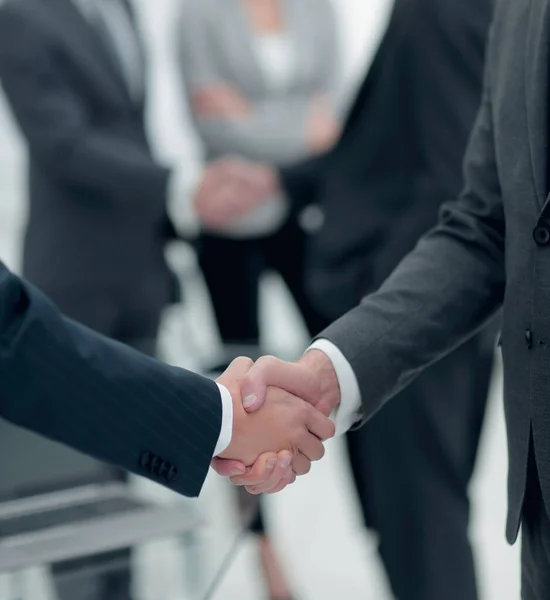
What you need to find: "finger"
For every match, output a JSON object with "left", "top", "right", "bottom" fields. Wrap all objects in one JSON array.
[
  {"left": 291, "top": 452, "right": 312, "bottom": 476},
  {"left": 245, "top": 452, "right": 293, "bottom": 495},
  {"left": 241, "top": 356, "right": 321, "bottom": 413},
  {"left": 228, "top": 452, "right": 282, "bottom": 486},
  {"left": 261, "top": 470, "right": 294, "bottom": 495},
  {"left": 210, "top": 457, "right": 247, "bottom": 477},
  {"left": 306, "top": 405, "right": 336, "bottom": 441},
  {"left": 297, "top": 430, "right": 326, "bottom": 462}
]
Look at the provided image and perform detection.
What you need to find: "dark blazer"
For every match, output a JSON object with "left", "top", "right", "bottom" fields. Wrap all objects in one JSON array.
[
  {"left": 0, "top": 0, "right": 176, "bottom": 295},
  {"left": 317, "top": 0, "right": 550, "bottom": 544},
  {"left": 281, "top": 0, "right": 493, "bottom": 319},
  {"left": 0, "top": 262, "right": 222, "bottom": 497}
]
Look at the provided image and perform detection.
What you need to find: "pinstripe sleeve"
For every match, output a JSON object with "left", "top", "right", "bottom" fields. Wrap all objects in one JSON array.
[{"left": 0, "top": 264, "right": 222, "bottom": 497}]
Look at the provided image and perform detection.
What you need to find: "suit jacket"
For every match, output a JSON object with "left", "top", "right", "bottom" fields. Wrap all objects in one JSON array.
[
  {"left": 178, "top": 0, "right": 339, "bottom": 166},
  {"left": 281, "top": 0, "right": 493, "bottom": 319},
  {"left": 0, "top": 0, "right": 176, "bottom": 296},
  {"left": 316, "top": 0, "right": 550, "bottom": 544},
  {"left": 0, "top": 262, "right": 222, "bottom": 497}
]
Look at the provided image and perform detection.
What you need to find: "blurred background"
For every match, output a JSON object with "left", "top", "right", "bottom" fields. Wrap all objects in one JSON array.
[{"left": 0, "top": 0, "right": 521, "bottom": 598}]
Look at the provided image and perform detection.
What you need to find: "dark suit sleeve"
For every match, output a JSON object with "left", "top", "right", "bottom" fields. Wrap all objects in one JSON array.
[
  {"left": 318, "top": 51, "right": 506, "bottom": 422},
  {"left": 0, "top": 264, "right": 222, "bottom": 498},
  {"left": 0, "top": 5, "right": 169, "bottom": 212},
  {"left": 279, "top": 153, "right": 331, "bottom": 212}
]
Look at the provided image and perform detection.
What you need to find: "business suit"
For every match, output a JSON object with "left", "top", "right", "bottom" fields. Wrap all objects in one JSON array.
[
  {"left": 0, "top": 0, "right": 177, "bottom": 353},
  {"left": 177, "top": 0, "right": 337, "bottom": 351},
  {"left": 280, "top": 0, "right": 494, "bottom": 598},
  {"left": 314, "top": 0, "right": 550, "bottom": 596}
]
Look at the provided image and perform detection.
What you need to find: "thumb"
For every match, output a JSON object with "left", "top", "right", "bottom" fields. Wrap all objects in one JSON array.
[
  {"left": 241, "top": 355, "right": 321, "bottom": 413},
  {"left": 211, "top": 457, "right": 247, "bottom": 477}
]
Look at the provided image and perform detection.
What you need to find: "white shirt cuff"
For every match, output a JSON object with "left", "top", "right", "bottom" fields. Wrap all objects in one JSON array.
[
  {"left": 213, "top": 383, "right": 234, "bottom": 456},
  {"left": 307, "top": 339, "right": 362, "bottom": 435},
  {"left": 166, "top": 165, "right": 203, "bottom": 238}
]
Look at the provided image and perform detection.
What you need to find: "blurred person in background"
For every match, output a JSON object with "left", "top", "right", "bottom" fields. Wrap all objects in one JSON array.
[
  {"left": 174, "top": 1, "right": 340, "bottom": 598},
  {"left": 0, "top": 0, "right": 193, "bottom": 598},
  {"left": 207, "top": 0, "right": 495, "bottom": 598}
]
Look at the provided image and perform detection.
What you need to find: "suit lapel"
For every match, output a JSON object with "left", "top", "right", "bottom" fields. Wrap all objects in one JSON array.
[
  {"left": 43, "top": 0, "right": 131, "bottom": 104},
  {"left": 524, "top": 0, "right": 550, "bottom": 208}
]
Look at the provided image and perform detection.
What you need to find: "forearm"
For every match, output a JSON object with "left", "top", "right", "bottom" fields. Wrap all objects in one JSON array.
[
  {"left": 319, "top": 217, "right": 505, "bottom": 422},
  {"left": 0, "top": 266, "right": 223, "bottom": 497},
  {"left": 195, "top": 97, "right": 312, "bottom": 164}
]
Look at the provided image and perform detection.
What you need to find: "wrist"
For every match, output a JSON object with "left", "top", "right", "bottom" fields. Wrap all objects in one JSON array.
[
  {"left": 298, "top": 349, "right": 341, "bottom": 416},
  {"left": 219, "top": 389, "right": 248, "bottom": 460}
]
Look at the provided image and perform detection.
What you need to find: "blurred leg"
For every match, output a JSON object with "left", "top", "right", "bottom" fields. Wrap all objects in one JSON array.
[
  {"left": 346, "top": 334, "right": 493, "bottom": 600},
  {"left": 197, "top": 234, "right": 263, "bottom": 346},
  {"left": 263, "top": 218, "right": 331, "bottom": 337}
]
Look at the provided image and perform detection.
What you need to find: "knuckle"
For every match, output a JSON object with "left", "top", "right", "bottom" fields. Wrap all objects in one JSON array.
[{"left": 255, "top": 355, "right": 278, "bottom": 371}]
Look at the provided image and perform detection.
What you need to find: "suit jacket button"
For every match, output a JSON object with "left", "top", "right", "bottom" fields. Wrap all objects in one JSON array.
[
  {"left": 158, "top": 461, "right": 169, "bottom": 479},
  {"left": 150, "top": 455, "right": 162, "bottom": 475},
  {"left": 167, "top": 465, "right": 178, "bottom": 483},
  {"left": 139, "top": 452, "right": 152, "bottom": 470},
  {"left": 525, "top": 329, "right": 533, "bottom": 349},
  {"left": 533, "top": 226, "right": 550, "bottom": 245}
]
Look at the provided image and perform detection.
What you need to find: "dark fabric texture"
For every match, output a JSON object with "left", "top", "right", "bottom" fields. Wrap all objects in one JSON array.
[
  {"left": 315, "top": 0, "right": 550, "bottom": 546},
  {"left": 521, "top": 440, "right": 550, "bottom": 600},
  {"left": 347, "top": 332, "right": 494, "bottom": 600},
  {"left": 0, "top": 0, "right": 177, "bottom": 303},
  {"left": 0, "top": 263, "right": 222, "bottom": 498},
  {"left": 281, "top": 0, "right": 493, "bottom": 321},
  {"left": 281, "top": 0, "right": 495, "bottom": 596}
]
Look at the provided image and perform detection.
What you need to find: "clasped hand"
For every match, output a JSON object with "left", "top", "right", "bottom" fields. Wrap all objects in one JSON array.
[{"left": 213, "top": 351, "right": 341, "bottom": 494}]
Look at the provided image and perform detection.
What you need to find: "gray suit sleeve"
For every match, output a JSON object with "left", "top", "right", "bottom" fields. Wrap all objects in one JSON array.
[
  {"left": 177, "top": 3, "right": 333, "bottom": 164},
  {"left": 318, "top": 62, "right": 506, "bottom": 422},
  {"left": 0, "top": 6, "right": 169, "bottom": 214}
]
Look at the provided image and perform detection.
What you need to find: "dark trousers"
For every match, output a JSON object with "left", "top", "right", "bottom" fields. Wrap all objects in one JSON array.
[
  {"left": 45, "top": 278, "right": 170, "bottom": 600},
  {"left": 198, "top": 218, "right": 330, "bottom": 536},
  {"left": 197, "top": 218, "right": 329, "bottom": 346},
  {"left": 521, "top": 441, "right": 550, "bottom": 600},
  {"left": 346, "top": 331, "right": 495, "bottom": 600}
]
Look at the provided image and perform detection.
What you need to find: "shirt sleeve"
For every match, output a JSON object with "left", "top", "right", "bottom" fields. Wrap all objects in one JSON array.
[{"left": 213, "top": 383, "right": 234, "bottom": 456}]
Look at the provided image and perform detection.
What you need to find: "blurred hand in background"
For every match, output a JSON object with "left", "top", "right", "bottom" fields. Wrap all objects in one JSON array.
[
  {"left": 306, "top": 95, "right": 342, "bottom": 153},
  {"left": 193, "top": 157, "right": 279, "bottom": 230}
]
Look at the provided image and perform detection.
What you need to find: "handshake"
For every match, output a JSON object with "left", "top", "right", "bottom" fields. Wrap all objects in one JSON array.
[
  {"left": 212, "top": 350, "right": 341, "bottom": 495},
  {"left": 192, "top": 156, "right": 280, "bottom": 231}
]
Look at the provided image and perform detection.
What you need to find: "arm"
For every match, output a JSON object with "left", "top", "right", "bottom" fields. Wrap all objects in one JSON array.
[
  {"left": 0, "top": 264, "right": 222, "bottom": 497},
  {"left": 0, "top": 6, "right": 169, "bottom": 214},
  {"left": 0, "top": 265, "right": 333, "bottom": 495},
  {"left": 177, "top": 6, "right": 313, "bottom": 164}
]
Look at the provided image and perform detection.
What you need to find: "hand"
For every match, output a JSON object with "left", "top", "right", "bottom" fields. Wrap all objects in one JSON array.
[
  {"left": 212, "top": 351, "right": 341, "bottom": 492},
  {"left": 306, "top": 96, "right": 341, "bottom": 153},
  {"left": 213, "top": 358, "right": 335, "bottom": 490},
  {"left": 191, "top": 85, "right": 251, "bottom": 120},
  {"left": 194, "top": 157, "right": 279, "bottom": 230}
]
